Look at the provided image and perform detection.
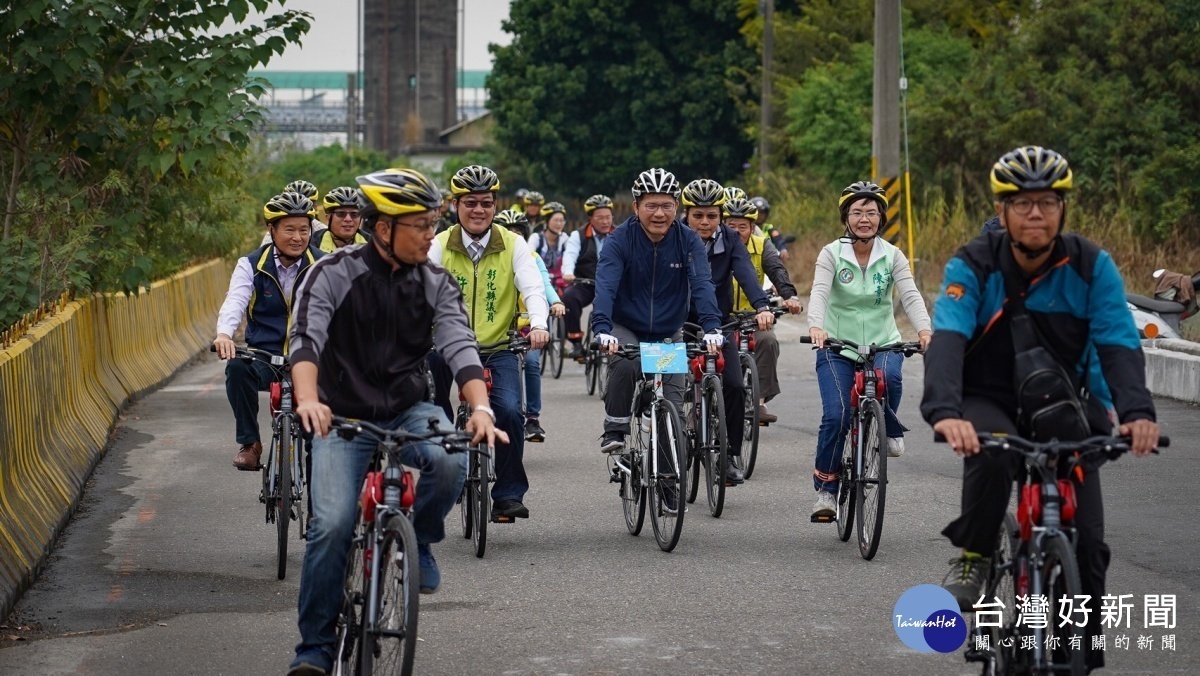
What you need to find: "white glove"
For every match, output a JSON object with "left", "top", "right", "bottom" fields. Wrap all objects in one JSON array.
[
  {"left": 703, "top": 331, "right": 725, "bottom": 349},
  {"left": 597, "top": 333, "right": 619, "bottom": 348}
]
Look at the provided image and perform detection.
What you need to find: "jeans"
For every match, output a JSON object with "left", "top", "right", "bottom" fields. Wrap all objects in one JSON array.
[
  {"left": 225, "top": 358, "right": 281, "bottom": 444},
  {"left": 524, "top": 349, "right": 541, "bottom": 418},
  {"left": 812, "top": 350, "right": 906, "bottom": 493},
  {"left": 294, "top": 401, "right": 467, "bottom": 665},
  {"left": 481, "top": 350, "right": 528, "bottom": 502},
  {"left": 941, "top": 396, "right": 1110, "bottom": 672}
]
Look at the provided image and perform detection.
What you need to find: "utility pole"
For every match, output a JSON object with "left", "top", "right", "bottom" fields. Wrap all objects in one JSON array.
[
  {"left": 758, "top": 0, "right": 774, "bottom": 182},
  {"left": 872, "top": 0, "right": 902, "bottom": 243}
]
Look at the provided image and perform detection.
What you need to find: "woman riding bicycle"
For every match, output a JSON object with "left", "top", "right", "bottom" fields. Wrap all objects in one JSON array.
[
  {"left": 807, "top": 181, "right": 931, "bottom": 519},
  {"left": 529, "top": 201, "right": 568, "bottom": 290}
]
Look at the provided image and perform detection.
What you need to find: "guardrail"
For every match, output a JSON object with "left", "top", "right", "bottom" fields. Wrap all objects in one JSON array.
[{"left": 0, "top": 259, "right": 231, "bottom": 618}]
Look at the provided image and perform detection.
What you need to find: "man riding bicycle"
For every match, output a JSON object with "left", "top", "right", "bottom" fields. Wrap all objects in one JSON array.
[
  {"left": 749, "top": 195, "right": 792, "bottom": 262},
  {"left": 214, "top": 192, "right": 323, "bottom": 471},
  {"left": 679, "top": 180, "right": 776, "bottom": 485},
  {"left": 592, "top": 168, "right": 724, "bottom": 458},
  {"left": 429, "top": 165, "right": 550, "bottom": 522},
  {"left": 921, "top": 146, "right": 1159, "bottom": 673},
  {"left": 724, "top": 197, "right": 803, "bottom": 424},
  {"left": 562, "top": 193, "right": 616, "bottom": 359},
  {"left": 284, "top": 167, "right": 505, "bottom": 676}
]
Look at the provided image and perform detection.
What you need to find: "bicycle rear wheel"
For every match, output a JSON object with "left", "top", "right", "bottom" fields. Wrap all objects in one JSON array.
[
  {"left": 334, "top": 522, "right": 366, "bottom": 675},
  {"left": 835, "top": 431, "right": 856, "bottom": 542},
  {"left": 975, "top": 513, "right": 1021, "bottom": 676},
  {"left": 358, "top": 515, "right": 420, "bottom": 676},
  {"left": 621, "top": 449, "right": 645, "bottom": 536},
  {"left": 737, "top": 353, "right": 760, "bottom": 479},
  {"left": 456, "top": 404, "right": 473, "bottom": 540},
  {"left": 648, "top": 399, "right": 687, "bottom": 552},
  {"left": 855, "top": 399, "right": 888, "bottom": 560},
  {"left": 276, "top": 416, "right": 293, "bottom": 580},
  {"left": 293, "top": 433, "right": 307, "bottom": 543},
  {"left": 1041, "top": 534, "right": 1085, "bottom": 676},
  {"left": 550, "top": 316, "right": 565, "bottom": 378},
  {"left": 471, "top": 450, "right": 490, "bottom": 558},
  {"left": 585, "top": 349, "right": 598, "bottom": 395},
  {"left": 701, "top": 378, "right": 728, "bottom": 518},
  {"left": 683, "top": 387, "right": 700, "bottom": 505}
]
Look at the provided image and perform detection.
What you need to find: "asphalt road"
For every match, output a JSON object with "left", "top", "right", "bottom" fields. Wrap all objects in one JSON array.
[{"left": 2, "top": 316, "right": 1197, "bottom": 675}]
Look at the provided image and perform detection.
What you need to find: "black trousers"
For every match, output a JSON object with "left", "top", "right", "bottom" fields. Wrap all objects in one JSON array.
[
  {"left": 225, "top": 358, "right": 280, "bottom": 444},
  {"left": 562, "top": 282, "right": 596, "bottom": 338},
  {"left": 942, "top": 395, "right": 1110, "bottom": 671}
]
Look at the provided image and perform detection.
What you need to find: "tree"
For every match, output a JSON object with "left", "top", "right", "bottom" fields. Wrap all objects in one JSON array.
[
  {"left": 0, "top": 0, "right": 310, "bottom": 328},
  {"left": 487, "top": 0, "right": 756, "bottom": 197}
]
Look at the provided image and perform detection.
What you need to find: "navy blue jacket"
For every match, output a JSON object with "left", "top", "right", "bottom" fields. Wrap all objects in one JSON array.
[
  {"left": 591, "top": 216, "right": 722, "bottom": 341},
  {"left": 244, "top": 243, "right": 323, "bottom": 355},
  {"left": 692, "top": 224, "right": 769, "bottom": 321},
  {"left": 920, "top": 231, "right": 1154, "bottom": 426}
]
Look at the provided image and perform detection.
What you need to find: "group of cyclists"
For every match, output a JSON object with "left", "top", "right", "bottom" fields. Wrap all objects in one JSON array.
[{"left": 212, "top": 144, "right": 1160, "bottom": 676}]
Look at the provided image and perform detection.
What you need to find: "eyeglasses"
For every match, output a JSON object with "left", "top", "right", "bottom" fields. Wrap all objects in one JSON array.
[
  {"left": 1006, "top": 196, "right": 1063, "bottom": 215},
  {"left": 460, "top": 199, "right": 496, "bottom": 211},
  {"left": 848, "top": 210, "right": 881, "bottom": 221},
  {"left": 640, "top": 202, "right": 677, "bottom": 213},
  {"left": 332, "top": 210, "right": 360, "bottom": 220},
  {"left": 382, "top": 217, "right": 438, "bottom": 233}
]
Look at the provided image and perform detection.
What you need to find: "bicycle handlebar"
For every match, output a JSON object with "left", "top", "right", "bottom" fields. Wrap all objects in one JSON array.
[
  {"left": 799, "top": 336, "right": 923, "bottom": 356},
  {"left": 477, "top": 329, "right": 533, "bottom": 353},
  {"left": 210, "top": 344, "right": 288, "bottom": 366},
  {"left": 329, "top": 416, "right": 486, "bottom": 455},
  {"left": 933, "top": 432, "right": 1167, "bottom": 466}
]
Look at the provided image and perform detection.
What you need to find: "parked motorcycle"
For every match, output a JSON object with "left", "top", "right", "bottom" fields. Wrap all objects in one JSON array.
[{"left": 1126, "top": 268, "right": 1199, "bottom": 339}]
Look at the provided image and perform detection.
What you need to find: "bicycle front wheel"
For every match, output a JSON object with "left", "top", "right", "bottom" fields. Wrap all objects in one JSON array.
[
  {"left": 648, "top": 399, "right": 687, "bottom": 552},
  {"left": 1041, "top": 534, "right": 1085, "bottom": 676},
  {"left": 358, "top": 515, "right": 420, "bottom": 676},
  {"left": 471, "top": 450, "right": 490, "bottom": 558},
  {"left": 334, "top": 521, "right": 366, "bottom": 675},
  {"left": 551, "top": 316, "right": 565, "bottom": 378},
  {"left": 457, "top": 403, "right": 473, "bottom": 540},
  {"left": 835, "top": 431, "right": 856, "bottom": 543},
  {"left": 701, "top": 378, "right": 728, "bottom": 518},
  {"left": 597, "top": 354, "right": 610, "bottom": 398},
  {"left": 683, "top": 387, "right": 700, "bottom": 505},
  {"left": 276, "top": 415, "right": 293, "bottom": 580},
  {"left": 585, "top": 348, "right": 598, "bottom": 395},
  {"left": 855, "top": 398, "right": 888, "bottom": 560},
  {"left": 976, "top": 513, "right": 1021, "bottom": 676},
  {"left": 737, "top": 353, "right": 760, "bottom": 479}
]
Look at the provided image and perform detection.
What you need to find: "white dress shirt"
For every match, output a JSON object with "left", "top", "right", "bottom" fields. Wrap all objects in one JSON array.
[{"left": 215, "top": 249, "right": 304, "bottom": 337}]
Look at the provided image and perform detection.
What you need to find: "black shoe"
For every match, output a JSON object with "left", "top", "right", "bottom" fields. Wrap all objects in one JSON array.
[
  {"left": 492, "top": 499, "right": 530, "bottom": 520},
  {"left": 524, "top": 418, "right": 545, "bottom": 442},
  {"left": 723, "top": 462, "right": 745, "bottom": 486},
  {"left": 600, "top": 431, "right": 626, "bottom": 454},
  {"left": 943, "top": 553, "right": 991, "bottom": 611},
  {"left": 569, "top": 344, "right": 585, "bottom": 361}
]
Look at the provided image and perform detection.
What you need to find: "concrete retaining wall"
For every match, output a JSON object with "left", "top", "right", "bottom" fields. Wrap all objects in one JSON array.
[
  {"left": 0, "top": 260, "right": 231, "bottom": 619},
  {"left": 1142, "top": 339, "right": 1200, "bottom": 404}
]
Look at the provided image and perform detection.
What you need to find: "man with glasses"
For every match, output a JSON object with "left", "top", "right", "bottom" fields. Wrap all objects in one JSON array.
[
  {"left": 592, "top": 168, "right": 724, "bottom": 462},
  {"left": 312, "top": 186, "right": 369, "bottom": 252},
  {"left": 923, "top": 147, "right": 1158, "bottom": 672},
  {"left": 561, "top": 193, "right": 616, "bottom": 360},
  {"left": 285, "top": 167, "right": 504, "bottom": 676},
  {"left": 429, "top": 165, "right": 549, "bottom": 522}
]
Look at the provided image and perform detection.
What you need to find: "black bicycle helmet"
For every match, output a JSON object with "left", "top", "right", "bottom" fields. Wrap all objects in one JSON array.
[
  {"left": 838, "top": 181, "right": 888, "bottom": 222},
  {"left": 284, "top": 180, "right": 318, "bottom": 202},
  {"left": 990, "top": 146, "right": 1073, "bottom": 196},
  {"left": 750, "top": 196, "right": 770, "bottom": 214},
  {"left": 494, "top": 209, "right": 531, "bottom": 237},
  {"left": 322, "top": 186, "right": 359, "bottom": 211},
  {"left": 584, "top": 194, "right": 614, "bottom": 214},
  {"left": 449, "top": 165, "right": 501, "bottom": 196},
  {"left": 681, "top": 179, "right": 726, "bottom": 208},
  {"left": 356, "top": 168, "right": 443, "bottom": 218},
  {"left": 264, "top": 192, "right": 316, "bottom": 223},
  {"left": 722, "top": 197, "right": 759, "bottom": 221}
]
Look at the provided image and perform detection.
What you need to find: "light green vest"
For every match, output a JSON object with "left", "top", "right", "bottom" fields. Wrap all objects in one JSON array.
[
  {"left": 436, "top": 224, "right": 520, "bottom": 347},
  {"left": 824, "top": 238, "right": 902, "bottom": 360}
]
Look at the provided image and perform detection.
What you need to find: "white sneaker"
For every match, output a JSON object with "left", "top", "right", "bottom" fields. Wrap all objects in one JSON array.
[
  {"left": 811, "top": 491, "right": 837, "bottom": 518},
  {"left": 887, "top": 437, "right": 905, "bottom": 458}
]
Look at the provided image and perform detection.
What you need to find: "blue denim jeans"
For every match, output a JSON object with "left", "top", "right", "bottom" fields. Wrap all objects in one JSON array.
[
  {"left": 524, "top": 348, "right": 541, "bottom": 419},
  {"left": 481, "top": 350, "right": 528, "bottom": 502},
  {"left": 812, "top": 350, "right": 906, "bottom": 493},
  {"left": 293, "top": 401, "right": 467, "bottom": 666}
]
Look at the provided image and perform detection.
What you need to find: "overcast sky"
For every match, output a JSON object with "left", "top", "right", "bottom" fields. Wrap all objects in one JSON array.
[{"left": 245, "top": 0, "right": 512, "bottom": 72}]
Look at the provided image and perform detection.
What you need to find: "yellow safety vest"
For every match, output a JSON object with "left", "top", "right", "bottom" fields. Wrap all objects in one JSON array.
[{"left": 733, "top": 233, "right": 766, "bottom": 312}]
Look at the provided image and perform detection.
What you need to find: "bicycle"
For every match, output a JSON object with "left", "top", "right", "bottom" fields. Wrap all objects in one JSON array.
[
  {"left": 541, "top": 311, "right": 567, "bottom": 379},
  {"left": 680, "top": 322, "right": 730, "bottom": 518},
  {"left": 582, "top": 314, "right": 609, "bottom": 397},
  {"left": 802, "top": 336, "right": 922, "bottom": 560},
  {"left": 454, "top": 366, "right": 496, "bottom": 557},
  {"left": 212, "top": 345, "right": 307, "bottom": 580},
  {"left": 328, "top": 416, "right": 483, "bottom": 676},
  {"left": 728, "top": 304, "right": 787, "bottom": 480},
  {"left": 944, "top": 432, "right": 1168, "bottom": 676},
  {"left": 606, "top": 341, "right": 691, "bottom": 552}
]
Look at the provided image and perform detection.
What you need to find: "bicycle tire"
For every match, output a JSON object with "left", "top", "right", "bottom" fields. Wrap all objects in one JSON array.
[
  {"left": 358, "top": 514, "right": 420, "bottom": 676},
  {"left": 648, "top": 398, "right": 687, "bottom": 552},
  {"left": 551, "top": 316, "right": 565, "bottom": 379},
  {"left": 683, "top": 386, "right": 700, "bottom": 505},
  {"left": 855, "top": 398, "right": 888, "bottom": 560},
  {"left": 976, "top": 514, "right": 1021, "bottom": 676},
  {"left": 835, "top": 431, "right": 856, "bottom": 543},
  {"left": 456, "top": 403, "right": 473, "bottom": 540},
  {"left": 701, "top": 377, "right": 728, "bottom": 518},
  {"left": 738, "top": 353, "right": 761, "bottom": 479},
  {"left": 334, "top": 522, "right": 366, "bottom": 676},
  {"left": 472, "top": 450, "right": 490, "bottom": 558},
  {"left": 294, "top": 433, "right": 307, "bottom": 543},
  {"left": 597, "top": 355, "right": 609, "bottom": 398},
  {"left": 277, "top": 415, "right": 293, "bottom": 580},
  {"left": 1041, "top": 534, "right": 1086, "bottom": 676},
  {"left": 585, "top": 349, "right": 597, "bottom": 395},
  {"left": 621, "top": 450, "right": 646, "bottom": 536}
]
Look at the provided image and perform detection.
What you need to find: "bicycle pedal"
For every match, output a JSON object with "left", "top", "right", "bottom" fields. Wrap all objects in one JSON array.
[
  {"left": 492, "top": 515, "right": 516, "bottom": 524},
  {"left": 758, "top": 420, "right": 770, "bottom": 427},
  {"left": 810, "top": 513, "right": 835, "bottom": 523}
]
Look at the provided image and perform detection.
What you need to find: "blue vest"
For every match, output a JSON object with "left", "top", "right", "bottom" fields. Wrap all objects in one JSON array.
[{"left": 244, "top": 243, "right": 321, "bottom": 355}]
